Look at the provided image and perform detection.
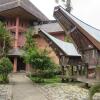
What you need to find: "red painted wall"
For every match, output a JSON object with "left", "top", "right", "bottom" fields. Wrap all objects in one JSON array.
[{"left": 50, "top": 32, "right": 65, "bottom": 41}]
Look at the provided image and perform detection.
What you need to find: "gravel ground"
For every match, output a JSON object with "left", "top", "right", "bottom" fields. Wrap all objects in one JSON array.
[
  {"left": 40, "top": 83, "right": 100, "bottom": 100},
  {"left": 0, "top": 85, "right": 12, "bottom": 100}
]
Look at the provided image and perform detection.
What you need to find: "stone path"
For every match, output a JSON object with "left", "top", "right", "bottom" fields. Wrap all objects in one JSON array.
[
  {"left": 9, "top": 73, "right": 47, "bottom": 100},
  {"left": 1, "top": 73, "right": 100, "bottom": 100},
  {"left": 0, "top": 85, "right": 12, "bottom": 100},
  {"left": 40, "top": 83, "right": 100, "bottom": 100}
]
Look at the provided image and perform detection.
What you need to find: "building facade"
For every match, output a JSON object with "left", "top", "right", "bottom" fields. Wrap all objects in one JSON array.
[
  {"left": 54, "top": 6, "right": 100, "bottom": 81},
  {"left": 0, "top": 0, "right": 65, "bottom": 72}
]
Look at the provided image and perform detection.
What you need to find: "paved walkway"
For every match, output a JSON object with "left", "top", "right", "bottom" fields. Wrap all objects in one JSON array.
[{"left": 9, "top": 73, "right": 47, "bottom": 100}]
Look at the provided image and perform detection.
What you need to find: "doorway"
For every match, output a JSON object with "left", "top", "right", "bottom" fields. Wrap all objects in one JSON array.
[{"left": 17, "top": 57, "right": 26, "bottom": 72}]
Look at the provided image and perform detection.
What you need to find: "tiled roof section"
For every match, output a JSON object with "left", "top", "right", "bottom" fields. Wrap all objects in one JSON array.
[
  {"left": 0, "top": 0, "right": 48, "bottom": 21},
  {"left": 34, "top": 22, "right": 63, "bottom": 33},
  {"left": 40, "top": 29, "right": 81, "bottom": 57}
]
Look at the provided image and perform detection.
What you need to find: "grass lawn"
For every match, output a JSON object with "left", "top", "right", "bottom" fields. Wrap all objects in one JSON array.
[
  {"left": 0, "top": 75, "right": 2, "bottom": 81},
  {"left": 0, "top": 75, "right": 3, "bottom": 83},
  {"left": 0, "top": 74, "right": 9, "bottom": 84},
  {"left": 30, "top": 75, "right": 61, "bottom": 85}
]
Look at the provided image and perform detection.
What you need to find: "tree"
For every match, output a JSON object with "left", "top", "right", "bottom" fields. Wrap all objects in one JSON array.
[
  {"left": 0, "top": 57, "right": 13, "bottom": 83},
  {"left": 23, "top": 28, "right": 56, "bottom": 83},
  {"left": 24, "top": 28, "right": 36, "bottom": 50},
  {"left": 89, "top": 84, "right": 100, "bottom": 100},
  {"left": 23, "top": 28, "right": 38, "bottom": 63},
  {"left": 23, "top": 28, "right": 55, "bottom": 70},
  {"left": 0, "top": 21, "right": 11, "bottom": 57},
  {"left": 55, "top": 0, "right": 72, "bottom": 13}
]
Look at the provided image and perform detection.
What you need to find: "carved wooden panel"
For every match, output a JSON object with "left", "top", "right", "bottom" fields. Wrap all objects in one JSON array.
[{"left": 60, "top": 56, "right": 69, "bottom": 67}]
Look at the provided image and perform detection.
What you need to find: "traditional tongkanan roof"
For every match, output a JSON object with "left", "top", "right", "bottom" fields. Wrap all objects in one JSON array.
[
  {"left": 39, "top": 29, "right": 81, "bottom": 57},
  {"left": 54, "top": 6, "right": 100, "bottom": 51},
  {"left": 0, "top": 0, "right": 48, "bottom": 21}
]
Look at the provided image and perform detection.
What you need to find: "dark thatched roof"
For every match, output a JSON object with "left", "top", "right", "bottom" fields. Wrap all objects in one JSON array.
[{"left": 0, "top": 0, "right": 48, "bottom": 21}]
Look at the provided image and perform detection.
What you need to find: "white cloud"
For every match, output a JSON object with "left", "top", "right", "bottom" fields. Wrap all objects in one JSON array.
[
  {"left": 29, "top": 0, "right": 56, "bottom": 19},
  {"left": 30, "top": 0, "right": 100, "bottom": 29}
]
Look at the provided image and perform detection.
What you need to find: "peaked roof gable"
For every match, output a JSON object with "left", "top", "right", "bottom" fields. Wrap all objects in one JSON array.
[
  {"left": 40, "top": 29, "right": 81, "bottom": 57},
  {"left": 54, "top": 6, "right": 100, "bottom": 50}
]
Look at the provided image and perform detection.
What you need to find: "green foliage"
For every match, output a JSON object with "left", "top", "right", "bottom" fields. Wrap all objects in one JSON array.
[
  {"left": 30, "top": 75, "right": 61, "bottom": 84},
  {"left": 55, "top": 0, "right": 72, "bottom": 13},
  {"left": 30, "top": 50, "right": 55, "bottom": 70},
  {"left": 23, "top": 28, "right": 55, "bottom": 70},
  {"left": 32, "top": 70, "right": 57, "bottom": 79},
  {"left": 0, "top": 21, "right": 11, "bottom": 57},
  {"left": 64, "top": 35, "right": 72, "bottom": 42},
  {"left": 89, "top": 84, "right": 100, "bottom": 100},
  {"left": 23, "top": 47, "right": 38, "bottom": 64},
  {"left": 24, "top": 28, "right": 36, "bottom": 50},
  {"left": 23, "top": 28, "right": 38, "bottom": 64},
  {"left": 40, "top": 70, "right": 55, "bottom": 78},
  {"left": 24, "top": 28, "right": 58, "bottom": 83},
  {"left": 0, "top": 57, "right": 13, "bottom": 83}
]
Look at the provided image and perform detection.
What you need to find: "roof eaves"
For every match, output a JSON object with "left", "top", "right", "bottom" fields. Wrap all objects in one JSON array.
[
  {"left": 0, "top": 1, "right": 18, "bottom": 12},
  {"left": 39, "top": 29, "right": 81, "bottom": 57},
  {"left": 0, "top": 0, "right": 49, "bottom": 21},
  {"left": 20, "top": 0, "right": 49, "bottom": 21}
]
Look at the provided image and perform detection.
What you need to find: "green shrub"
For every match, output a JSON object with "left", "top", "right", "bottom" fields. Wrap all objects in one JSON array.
[
  {"left": 30, "top": 51, "right": 55, "bottom": 70},
  {"left": 30, "top": 75, "right": 61, "bottom": 84},
  {"left": 0, "top": 57, "right": 13, "bottom": 83},
  {"left": 89, "top": 84, "right": 100, "bottom": 100},
  {"left": 38, "top": 70, "right": 55, "bottom": 78}
]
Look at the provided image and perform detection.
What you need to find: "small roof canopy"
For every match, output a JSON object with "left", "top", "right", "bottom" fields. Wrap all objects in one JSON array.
[
  {"left": 34, "top": 22, "right": 63, "bottom": 33},
  {"left": 8, "top": 48, "right": 25, "bottom": 56},
  {"left": 54, "top": 6, "right": 100, "bottom": 51},
  {"left": 0, "top": 0, "right": 48, "bottom": 21},
  {"left": 39, "top": 29, "right": 81, "bottom": 57}
]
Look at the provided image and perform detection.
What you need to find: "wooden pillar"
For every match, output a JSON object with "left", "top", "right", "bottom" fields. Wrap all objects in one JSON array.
[
  {"left": 26, "top": 64, "right": 30, "bottom": 73},
  {"left": 72, "top": 66, "right": 74, "bottom": 76},
  {"left": 61, "top": 66, "right": 65, "bottom": 82},
  {"left": 77, "top": 66, "right": 79, "bottom": 76},
  {"left": 13, "top": 57, "right": 17, "bottom": 72},
  {"left": 85, "top": 63, "right": 88, "bottom": 78},
  {"left": 15, "top": 17, "right": 19, "bottom": 48},
  {"left": 80, "top": 66, "right": 83, "bottom": 76},
  {"left": 13, "top": 17, "right": 19, "bottom": 72}
]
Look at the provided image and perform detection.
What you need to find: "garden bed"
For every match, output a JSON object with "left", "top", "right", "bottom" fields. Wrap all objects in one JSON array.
[
  {"left": 40, "top": 83, "right": 100, "bottom": 100},
  {"left": 30, "top": 75, "right": 61, "bottom": 84}
]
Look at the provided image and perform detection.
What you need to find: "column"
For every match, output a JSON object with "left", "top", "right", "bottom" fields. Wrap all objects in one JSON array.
[
  {"left": 13, "top": 57, "right": 17, "bottom": 72},
  {"left": 13, "top": 17, "right": 19, "bottom": 72},
  {"left": 26, "top": 64, "right": 30, "bottom": 74},
  {"left": 15, "top": 17, "right": 19, "bottom": 48}
]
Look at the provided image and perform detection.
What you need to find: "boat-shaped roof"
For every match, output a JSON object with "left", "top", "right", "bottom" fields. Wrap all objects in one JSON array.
[
  {"left": 54, "top": 6, "right": 100, "bottom": 50},
  {"left": 0, "top": 0, "right": 48, "bottom": 21}
]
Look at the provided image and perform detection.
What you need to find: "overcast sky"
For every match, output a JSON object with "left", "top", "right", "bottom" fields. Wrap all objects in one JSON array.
[{"left": 30, "top": 0, "right": 100, "bottom": 29}]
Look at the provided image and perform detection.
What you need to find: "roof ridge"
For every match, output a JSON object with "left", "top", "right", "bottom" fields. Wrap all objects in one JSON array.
[
  {"left": 60, "top": 6, "right": 100, "bottom": 32},
  {"left": 0, "top": 0, "right": 17, "bottom": 7}
]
